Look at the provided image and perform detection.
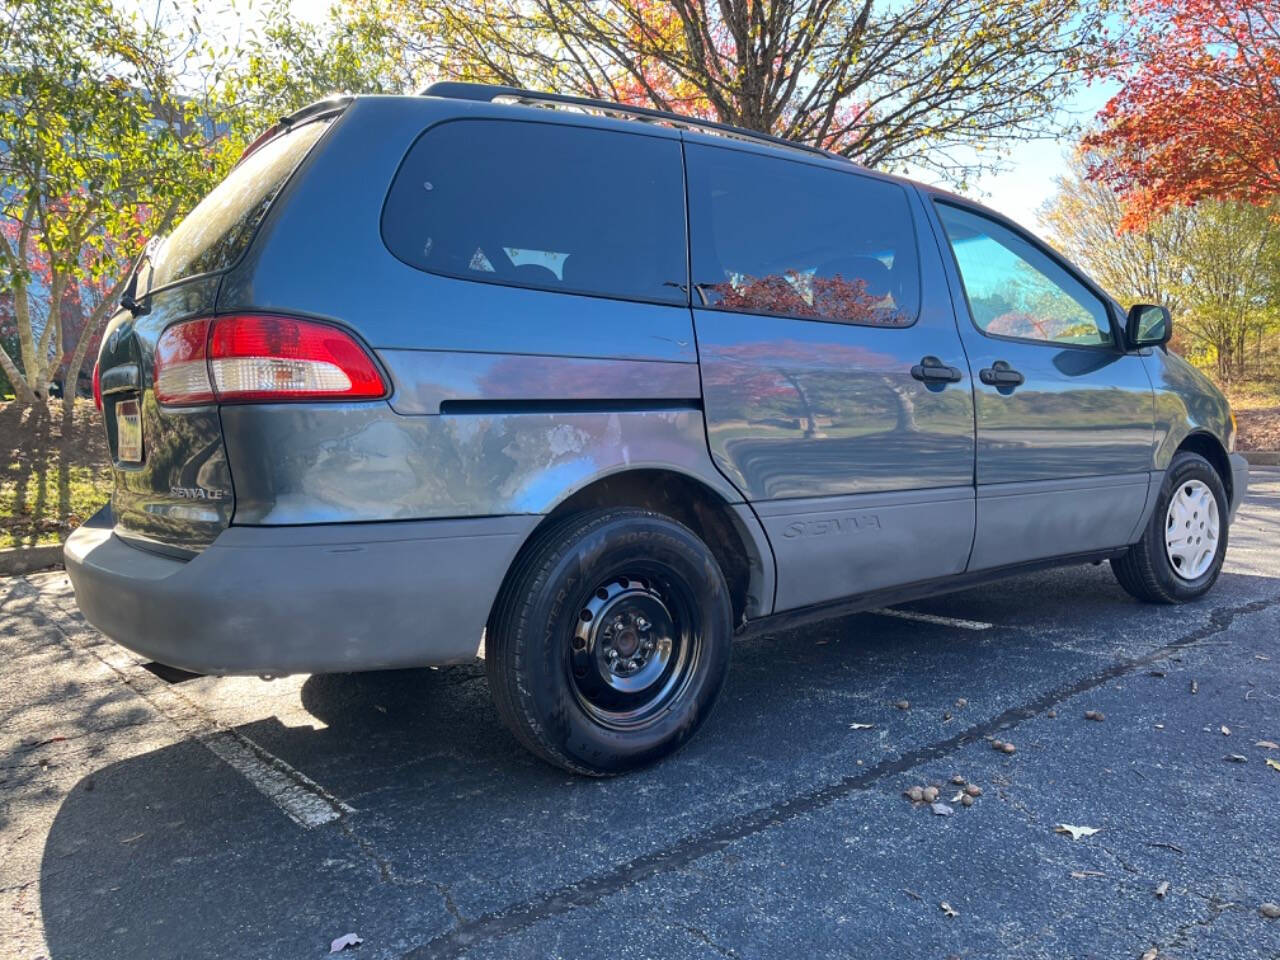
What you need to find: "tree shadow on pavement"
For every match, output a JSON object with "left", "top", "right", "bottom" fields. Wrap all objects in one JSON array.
[{"left": 33, "top": 562, "right": 1280, "bottom": 960}]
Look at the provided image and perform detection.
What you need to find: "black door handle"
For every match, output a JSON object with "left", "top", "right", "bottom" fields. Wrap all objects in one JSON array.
[
  {"left": 910, "top": 356, "right": 963, "bottom": 384},
  {"left": 979, "top": 361, "right": 1025, "bottom": 388}
]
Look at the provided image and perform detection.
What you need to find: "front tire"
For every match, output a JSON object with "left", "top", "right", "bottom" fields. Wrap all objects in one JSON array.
[
  {"left": 1111, "top": 451, "right": 1229, "bottom": 604},
  {"left": 486, "top": 508, "right": 733, "bottom": 775}
]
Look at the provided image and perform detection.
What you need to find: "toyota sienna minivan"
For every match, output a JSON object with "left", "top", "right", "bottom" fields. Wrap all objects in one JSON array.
[{"left": 66, "top": 82, "right": 1249, "bottom": 774}]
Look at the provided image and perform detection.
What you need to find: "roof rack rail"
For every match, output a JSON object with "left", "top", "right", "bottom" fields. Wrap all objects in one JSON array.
[{"left": 420, "top": 81, "right": 837, "bottom": 161}]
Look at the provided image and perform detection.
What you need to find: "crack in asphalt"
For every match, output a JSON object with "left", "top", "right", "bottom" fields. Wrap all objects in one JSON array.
[
  {"left": 676, "top": 921, "right": 743, "bottom": 959},
  {"left": 401, "top": 592, "right": 1280, "bottom": 960},
  {"left": 1164, "top": 894, "right": 1240, "bottom": 953},
  {"left": 337, "top": 817, "right": 467, "bottom": 924}
]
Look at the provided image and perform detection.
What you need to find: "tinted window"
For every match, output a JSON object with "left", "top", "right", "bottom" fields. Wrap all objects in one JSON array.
[
  {"left": 936, "top": 203, "right": 1113, "bottom": 347},
  {"left": 154, "top": 120, "right": 330, "bottom": 288},
  {"left": 686, "top": 144, "right": 920, "bottom": 326},
  {"left": 383, "top": 120, "right": 687, "bottom": 304}
]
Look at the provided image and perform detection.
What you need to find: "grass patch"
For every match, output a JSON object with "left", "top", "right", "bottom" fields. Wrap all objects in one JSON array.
[{"left": 0, "top": 400, "right": 112, "bottom": 549}]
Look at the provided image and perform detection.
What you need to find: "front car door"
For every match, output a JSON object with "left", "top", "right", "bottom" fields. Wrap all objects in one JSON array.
[
  {"left": 685, "top": 140, "right": 976, "bottom": 611},
  {"left": 929, "top": 199, "right": 1156, "bottom": 570}
]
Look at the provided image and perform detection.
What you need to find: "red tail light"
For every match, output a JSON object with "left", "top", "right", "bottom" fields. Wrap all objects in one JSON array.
[
  {"left": 153, "top": 315, "right": 386, "bottom": 406},
  {"left": 92, "top": 361, "right": 103, "bottom": 411},
  {"left": 154, "top": 317, "right": 215, "bottom": 405}
]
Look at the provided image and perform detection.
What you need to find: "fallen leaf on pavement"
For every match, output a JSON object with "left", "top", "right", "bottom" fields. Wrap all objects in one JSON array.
[
  {"left": 1155, "top": 881, "right": 1169, "bottom": 898},
  {"left": 1260, "top": 903, "right": 1280, "bottom": 919},
  {"left": 1224, "top": 754, "right": 1248, "bottom": 763},
  {"left": 120, "top": 833, "right": 144, "bottom": 844},
  {"left": 848, "top": 722, "right": 874, "bottom": 730},
  {"left": 1190, "top": 679, "right": 1198, "bottom": 694},
  {"left": 1257, "top": 654, "right": 1272, "bottom": 661},
  {"left": 951, "top": 792, "right": 964, "bottom": 804},
  {"left": 1140, "top": 948, "right": 1158, "bottom": 960},
  {"left": 1266, "top": 758, "right": 1280, "bottom": 773},
  {"left": 1256, "top": 740, "right": 1279, "bottom": 750},
  {"left": 1085, "top": 710, "right": 1105, "bottom": 722},
  {"left": 330, "top": 933, "right": 363, "bottom": 953},
  {"left": 1221, "top": 725, "right": 1231, "bottom": 736},
  {"left": 1055, "top": 824, "right": 1101, "bottom": 840},
  {"left": 940, "top": 901, "right": 958, "bottom": 918},
  {"left": 1071, "top": 870, "right": 1106, "bottom": 879},
  {"left": 954, "top": 698, "right": 968, "bottom": 708},
  {"left": 894, "top": 699, "right": 910, "bottom": 710},
  {"left": 931, "top": 802, "right": 954, "bottom": 816}
]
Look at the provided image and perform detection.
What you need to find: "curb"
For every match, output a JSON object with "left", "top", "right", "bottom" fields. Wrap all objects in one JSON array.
[
  {"left": 0, "top": 544, "right": 63, "bottom": 577},
  {"left": 1242, "top": 451, "right": 1280, "bottom": 467}
]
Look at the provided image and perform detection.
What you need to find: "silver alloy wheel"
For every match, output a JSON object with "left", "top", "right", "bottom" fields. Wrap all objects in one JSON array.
[{"left": 1164, "top": 479, "right": 1220, "bottom": 580}]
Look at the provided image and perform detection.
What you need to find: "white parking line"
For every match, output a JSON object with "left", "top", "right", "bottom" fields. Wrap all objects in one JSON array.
[
  {"left": 867, "top": 608, "right": 994, "bottom": 631},
  {"left": 200, "top": 730, "right": 354, "bottom": 828},
  {"left": 24, "top": 574, "right": 353, "bottom": 829}
]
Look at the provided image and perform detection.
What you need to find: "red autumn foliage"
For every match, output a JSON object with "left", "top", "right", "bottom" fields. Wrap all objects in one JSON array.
[
  {"left": 607, "top": 0, "right": 874, "bottom": 155},
  {"left": 1085, "top": 0, "right": 1280, "bottom": 228},
  {"left": 705, "top": 273, "right": 909, "bottom": 326}
]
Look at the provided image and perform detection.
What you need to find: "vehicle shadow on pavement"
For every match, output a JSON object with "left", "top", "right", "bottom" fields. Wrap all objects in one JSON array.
[{"left": 34, "top": 562, "right": 1280, "bottom": 960}]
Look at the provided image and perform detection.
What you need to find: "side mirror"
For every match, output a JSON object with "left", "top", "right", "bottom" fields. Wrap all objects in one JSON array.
[{"left": 1126, "top": 304, "right": 1172, "bottom": 349}]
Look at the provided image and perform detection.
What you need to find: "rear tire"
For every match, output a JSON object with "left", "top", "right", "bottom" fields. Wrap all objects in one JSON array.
[
  {"left": 486, "top": 508, "right": 732, "bottom": 775},
  {"left": 1111, "top": 451, "right": 1228, "bottom": 604}
]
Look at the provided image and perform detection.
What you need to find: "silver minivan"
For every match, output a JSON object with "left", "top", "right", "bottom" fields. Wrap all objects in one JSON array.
[{"left": 66, "top": 83, "right": 1249, "bottom": 774}]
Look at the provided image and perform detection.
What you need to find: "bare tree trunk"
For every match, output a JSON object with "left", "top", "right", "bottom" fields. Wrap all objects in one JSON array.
[
  {"left": 0, "top": 204, "right": 44, "bottom": 405},
  {"left": 0, "top": 346, "right": 38, "bottom": 406},
  {"left": 60, "top": 275, "right": 127, "bottom": 418}
]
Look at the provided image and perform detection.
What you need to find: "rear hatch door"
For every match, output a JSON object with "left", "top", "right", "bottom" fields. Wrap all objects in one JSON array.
[{"left": 97, "top": 116, "right": 336, "bottom": 553}]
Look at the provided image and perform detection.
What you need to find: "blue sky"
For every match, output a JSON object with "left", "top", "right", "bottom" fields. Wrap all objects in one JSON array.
[{"left": 947, "top": 81, "right": 1119, "bottom": 231}]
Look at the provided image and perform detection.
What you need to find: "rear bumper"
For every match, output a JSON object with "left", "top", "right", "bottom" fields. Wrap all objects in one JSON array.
[
  {"left": 63, "top": 506, "right": 538, "bottom": 676},
  {"left": 1229, "top": 452, "right": 1249, "bottom": 521}
]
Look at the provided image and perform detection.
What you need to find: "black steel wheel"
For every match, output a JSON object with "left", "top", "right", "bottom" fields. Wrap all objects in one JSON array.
[{"left": 486, "top": 508, "right": 732, "bottom": 775}]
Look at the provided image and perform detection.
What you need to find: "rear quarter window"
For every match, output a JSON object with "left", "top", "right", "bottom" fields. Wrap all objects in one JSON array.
[
  {"left": 381, "top": 119, "right": 688, "bottom": 304},
  {"left": 151, "top": 119, "right": 331, "bottom": 289}
]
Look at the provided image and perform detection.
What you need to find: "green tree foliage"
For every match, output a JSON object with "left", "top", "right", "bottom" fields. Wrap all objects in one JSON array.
[
  {"left": 1042, "top": 153, "right": 1280, "bottom": 382},
  {"left": 205, "top": 0, "right": 411, "bottom": 142},
  {"left": 0, "top": 0, "right": 402, "bottom": 413},
  {"left": 0, "top": 0, "right": 227, "bottom": 410}
]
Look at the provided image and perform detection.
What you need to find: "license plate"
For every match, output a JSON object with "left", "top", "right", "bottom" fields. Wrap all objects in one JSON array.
[{"left": 116, "top": 399, "right": 143, "bottom": 463}]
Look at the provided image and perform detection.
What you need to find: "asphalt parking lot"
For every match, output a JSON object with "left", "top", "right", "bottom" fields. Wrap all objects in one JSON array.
[{"left": 3, "top": 469, "right": 1279, "bottom": 960}]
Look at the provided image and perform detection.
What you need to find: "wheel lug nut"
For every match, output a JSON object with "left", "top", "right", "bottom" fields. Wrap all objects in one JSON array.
[{"left": 607, "top": 648, "right": 618, "bottom": 659}]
